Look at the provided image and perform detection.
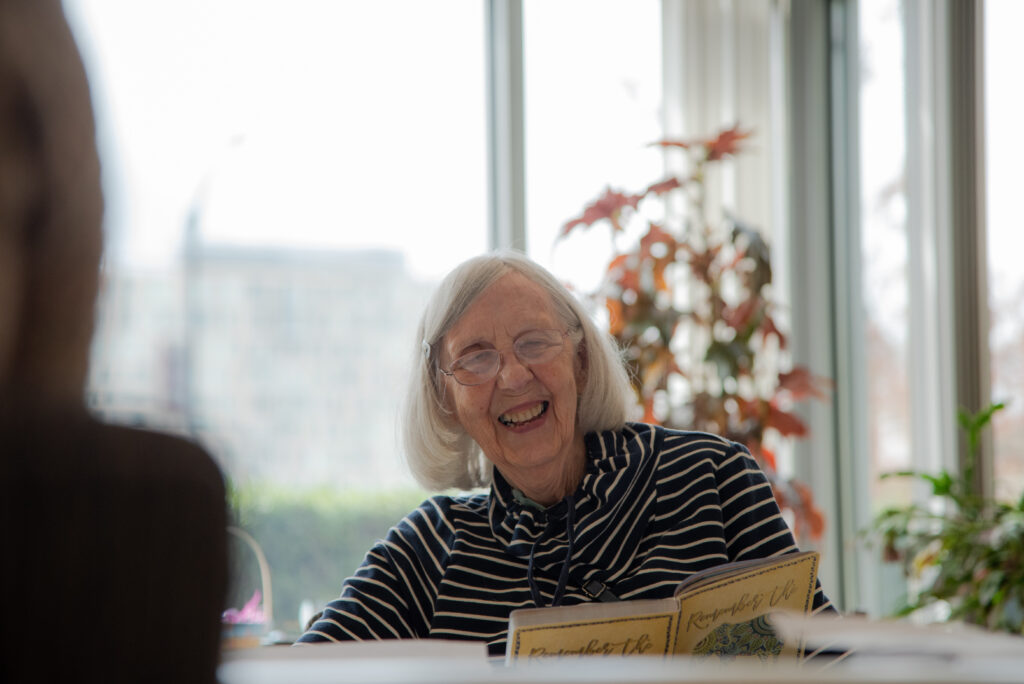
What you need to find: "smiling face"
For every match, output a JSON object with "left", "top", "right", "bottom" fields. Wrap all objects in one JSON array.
[{"left": 439, "top": 271, "right": 586, "bottom": 505}]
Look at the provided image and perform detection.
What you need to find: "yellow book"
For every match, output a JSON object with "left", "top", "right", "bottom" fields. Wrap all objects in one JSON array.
[{"left": 505, "top": 550, "right": 819, "bottom": 664}]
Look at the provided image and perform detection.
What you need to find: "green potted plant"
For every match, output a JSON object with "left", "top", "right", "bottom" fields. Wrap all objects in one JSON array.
[
  {"left": 559, "top": 124, "right": 831, "bottom": 542},
  {"left": 867, "top": 402, "right": 1024, "bottom": 634}
]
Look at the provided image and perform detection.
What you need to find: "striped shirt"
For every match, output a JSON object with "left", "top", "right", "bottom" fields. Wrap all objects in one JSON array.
[{"left": 298, "top": 423, "right": 832, "bottom": 655}]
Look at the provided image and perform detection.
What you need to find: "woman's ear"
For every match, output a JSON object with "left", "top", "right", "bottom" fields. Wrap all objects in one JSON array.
[
  {"left": 436, "top": 372, "right": 460, "bottom": 420},
  {"left": 575, "top": 339, "right": 589, "bottom": 390}
]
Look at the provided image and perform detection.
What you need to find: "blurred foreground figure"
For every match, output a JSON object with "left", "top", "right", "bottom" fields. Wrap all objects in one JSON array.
[{"left": 0, "top": 1, "right": 228, "bottom": 682}]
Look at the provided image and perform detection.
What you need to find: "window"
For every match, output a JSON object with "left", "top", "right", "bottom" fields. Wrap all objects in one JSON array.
[
  {"left": 523, "top": 0, "right": 662, "bottom": 293},
  {"left": 65, "top": 0, "right": 487, "bottom": 638},
  {"left": 72, "top": 0, "right": 1012, "bottom": 633},
  {"left": 848, "top": 0, "right": 922, "bottom": 616},
  {"left": 814, "top": 0, "right": 1017, "bottom": 616},
  {"left": 985, "top": 0, "right": 1024, "bottom": 502},
  {"left": 857, "top": 0, "right": 915, "bottom": 510}
]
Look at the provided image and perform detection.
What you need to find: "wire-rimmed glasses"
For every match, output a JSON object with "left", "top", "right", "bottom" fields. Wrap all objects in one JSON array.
[{"left": 438, "top": 328, "right": 569, "bottom": 386}]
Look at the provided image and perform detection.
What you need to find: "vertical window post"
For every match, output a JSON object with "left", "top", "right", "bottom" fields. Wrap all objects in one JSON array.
[
  {"left": 787, "top": 0, "right": 852, "bottom": 612},
  {"left": 485, "top": 0, "right": 526, "bottom": 252},
  {"left": 946, "top": 0, "right": 991, "bottom": 497},
  {"left": 903, "top": 0, "right": 959, "bottom": 485}
]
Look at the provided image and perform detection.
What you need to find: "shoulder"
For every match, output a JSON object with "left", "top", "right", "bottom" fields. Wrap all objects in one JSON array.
[
  {"left": 585, "top": 422, "right": 751, "bottom": 469},
  {"left": 416, "top": 491, "right": 490, "bottom": 520},
  {"left": 622, "top": 422, "right": 749, "bottom": 465},
  {"left": 389, "top": 491, "right": 491, "bottom": 542},
  {"left": 623, "top": 424, "right": 773, "bottom": 499},
  {"left": 1, "top": 407, "right": 225, "bottom": 494}
]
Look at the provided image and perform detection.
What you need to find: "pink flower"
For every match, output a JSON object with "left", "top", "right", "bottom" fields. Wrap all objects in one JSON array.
[{"left": 222, "top": 590, "right": 266, "bottom": 624}]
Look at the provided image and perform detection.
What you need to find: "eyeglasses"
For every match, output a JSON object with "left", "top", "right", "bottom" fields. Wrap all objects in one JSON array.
[{"left": 438, "top": 329, "right": 569, "bottom": 386}]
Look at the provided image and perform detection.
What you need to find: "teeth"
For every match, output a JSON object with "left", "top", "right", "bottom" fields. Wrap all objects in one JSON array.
[{"left": 499, "top": 402, "right": 547, "bottom": 426}]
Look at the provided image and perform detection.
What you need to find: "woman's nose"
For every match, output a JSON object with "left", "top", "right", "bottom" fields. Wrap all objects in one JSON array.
[{"left": 496, "top": 350, "right": 533, "bottom": 390}]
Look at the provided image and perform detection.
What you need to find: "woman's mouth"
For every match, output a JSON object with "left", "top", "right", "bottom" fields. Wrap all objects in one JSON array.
[{"left": 498, "top": 401, "right": 548, "bottom": 428}]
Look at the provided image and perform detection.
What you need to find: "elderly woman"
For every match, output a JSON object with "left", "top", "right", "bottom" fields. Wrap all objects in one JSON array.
[{"left": 298, "top": 250, "right": 831, "bottom": 655}]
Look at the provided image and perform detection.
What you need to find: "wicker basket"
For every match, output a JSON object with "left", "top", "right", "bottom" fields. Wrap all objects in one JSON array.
[{"left": 221, "top": 526, "right": 273, "bottom": 649}]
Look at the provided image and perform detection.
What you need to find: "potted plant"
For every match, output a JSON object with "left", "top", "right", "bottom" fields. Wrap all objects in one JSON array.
[
  {"left": 559, "top": 124, "right": 831, "bottom": 542},
  {"left": 867, "top": 402, "right": 1024, "bottom": 634}
]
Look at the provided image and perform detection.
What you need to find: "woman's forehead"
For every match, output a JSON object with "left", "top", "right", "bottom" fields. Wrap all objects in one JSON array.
[{"left": 444, "top": 273, "right": 560, "bottom": 348}]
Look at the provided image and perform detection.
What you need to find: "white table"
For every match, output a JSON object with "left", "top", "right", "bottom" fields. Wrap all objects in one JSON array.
[{"left": 219, "top": 640, "right": 1024, "bottom": 684}]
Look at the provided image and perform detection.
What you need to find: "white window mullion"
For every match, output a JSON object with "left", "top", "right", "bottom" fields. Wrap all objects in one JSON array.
[
  {"left": 485, "top": 0, "right": 526, "bottom": 253},
  {"left": 787, "top": 0, "right": 851, "bottom": 614},
  {"left": 666, "top": 0, "right": 849, "bottom": 601},
  {"left": 947, "top": 0, "right": 991, "bottom": 495},
  {"left": 903, "top": 0, "right": 959, "bottom": 480}
]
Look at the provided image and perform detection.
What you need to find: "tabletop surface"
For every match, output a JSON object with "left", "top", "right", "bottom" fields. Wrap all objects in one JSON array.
[{"left": 218, "top": 639, "right": 1024, "bottom": 684}]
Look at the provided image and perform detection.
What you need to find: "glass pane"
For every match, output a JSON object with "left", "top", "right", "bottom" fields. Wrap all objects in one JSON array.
[
  {"left": 859, "top": 0, "right": 912, "bottom": 508},
  {"left": 64, "top": 0, "right": 487, "bottom": 640},
  {"left": 985, "top": 0, "right": 1024, "bottom": 501},
  {"left": 523, "top": 0, "right": 663, "bottom": 294}
]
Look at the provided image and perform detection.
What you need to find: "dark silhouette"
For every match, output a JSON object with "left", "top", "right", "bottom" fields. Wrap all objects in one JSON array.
[{"left": 0, "top": 1, "right": 228, "bottom": 682}]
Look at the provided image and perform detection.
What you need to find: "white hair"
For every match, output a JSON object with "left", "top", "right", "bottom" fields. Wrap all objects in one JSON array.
[{"left": 401, "top": 250, "right": 634, "bottom": 491}]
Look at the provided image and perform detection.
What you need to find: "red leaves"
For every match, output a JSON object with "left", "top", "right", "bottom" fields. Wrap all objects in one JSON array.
[
  {"left": 721, "top": 297, "right": 759, "bottom": 332},
  {"left": 777, "top": 367, "right": 832, "bottom": 402},
  {"left": 639, "top": 347, "right": 678, "bottom": 399},
  {"left": 560, "top": 178, "right": 685, "bottom": 239},
  {"left": 735, "top": 398, "right": 808, "bottom": 439},
  {"left": 759, "top": 314, "right": 786, "bottom": 348},
  {"left": 765, "top": 404, "right": 809, "bottom": 438},
  {"left": 705, "top": 124, "right": 753, "bottom": 161},
  {"left": 638, "top": 223, "right": 677, "bottom": 293},
  {"left": 560, "top": 122, "right": 830, "bottom": 545},
  {"left": 650, "top": 139, "right": 696, "bottom": 151},
  {"left": 641, "top": 396, "right": 659, "bottom": 425},
  {"left": 650, "top": 123, "right": 753, "bottom": 162},
  {"left": 774, "top": 479, "right": 826, "bottom": 541},
  {"left": 606, "top": 298, "right": 625, "bottom": 337},
  {"left": 561, "top": 187, "right": 641, "bottom": 236},
  {"left": 752, "top": 448, "right": 826, "bottom": 543},
  {"left": 644, "top": 177, "right": 682, "bottom": 196},
  {"left": 680, "top": 242, "right": 722, "bottom": 285},
  {"left": 606, "top": 253, "right": 639, "bottom": 293}
]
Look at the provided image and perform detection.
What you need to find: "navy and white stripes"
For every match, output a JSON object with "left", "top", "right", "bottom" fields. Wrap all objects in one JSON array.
[{"left": 298, "top": 423, "right": 832, "bottom": 656}]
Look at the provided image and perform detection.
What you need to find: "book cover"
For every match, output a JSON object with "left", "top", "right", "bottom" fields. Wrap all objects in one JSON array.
[{"left": 506, "top": 550, "right": 819, "bottom": 663}]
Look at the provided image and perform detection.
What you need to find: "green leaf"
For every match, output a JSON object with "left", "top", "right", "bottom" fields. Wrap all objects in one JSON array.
[
  {"left": 879, "top": 470, "right": 954, "bottom": 496},
  {"left": 979, "top": 570, "right": 1006, "bottom": 607},
  {"left": 861, "top": 400, "right": 1023, "bottom": 635},
  {"left": 1003, "top": 592, "right": 1024, "bottom": 632},
  {"left": 923, "top": 471, "right": 955, "bottom": 496},
  {"left": 704, "top": 339, "right": 750, "bottom": 380},
  {"left": 957, "top": 408, "right": 973, "bottom": 433},
  {"left": 879, "top": 470, "right": 920, "bottom": 480},
  {"left": 974, "top": 401, "right": 1007, "bottom": 430},
  {"left": 892, "top": 603, "right": 918, "bottom": 618}
]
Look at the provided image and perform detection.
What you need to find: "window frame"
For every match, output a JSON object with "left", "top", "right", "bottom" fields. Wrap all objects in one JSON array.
[
  {"left": 786, "top": 0, "right": 992, "bottom": 614},
  {"left": 485, "top": 0, "right": 527, "bottom": 253}
]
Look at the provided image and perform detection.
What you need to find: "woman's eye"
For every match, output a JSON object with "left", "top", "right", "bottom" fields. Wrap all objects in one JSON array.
[
  {"left": 518, "top": 341, "right": 547, "bottom": 355},
  {"left": 457, "top": 351, "right": 494, "bottom": 371}
]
